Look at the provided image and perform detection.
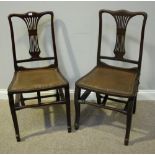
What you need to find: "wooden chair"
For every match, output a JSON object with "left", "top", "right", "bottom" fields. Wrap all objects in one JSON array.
[
  {"left": 74, "top": 9, "right": 147, "bottom": 145},
  {"left": 8, "top": 11, "right": 71, "bottom": 142}
]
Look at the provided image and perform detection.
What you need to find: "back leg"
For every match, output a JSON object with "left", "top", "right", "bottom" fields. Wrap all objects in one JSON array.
[{"left": 96, "top": 93, "right": 101, "bottom": 104}]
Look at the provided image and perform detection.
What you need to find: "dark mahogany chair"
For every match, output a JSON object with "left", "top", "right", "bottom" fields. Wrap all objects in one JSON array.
[
  {"left": 74, "top": 9, "right": 147, "bottom": 145},
  {"left": 8, "top": 11, "right": 71, "bottom": 142}
]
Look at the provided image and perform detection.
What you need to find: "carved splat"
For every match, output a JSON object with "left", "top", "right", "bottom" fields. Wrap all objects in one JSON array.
[
  {"left": 113, "top": 15, "right": 131, "bottom": 59},
  {"left": 23, "top": 14, "right": 41, "bottom": 59}
]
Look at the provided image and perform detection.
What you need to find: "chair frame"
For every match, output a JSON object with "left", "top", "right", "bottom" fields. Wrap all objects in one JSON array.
[
  {"left": 8, "top": 11, "right": 71, "bottom": 142},
  {"left": 74, "top": 9, "right": 147, "bottom": 145}
]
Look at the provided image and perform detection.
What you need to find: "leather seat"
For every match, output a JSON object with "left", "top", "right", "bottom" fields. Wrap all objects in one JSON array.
[
  {"left": 77, "top": 66, "right": 138, "bottom": 97},
  {"left": 8, "top": 68, "right": 68, "bottom": 93}
]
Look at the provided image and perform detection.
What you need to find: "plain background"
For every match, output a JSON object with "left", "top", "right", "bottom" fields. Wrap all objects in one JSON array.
[{"left": 0, "top": 1, "right": 155, "bottom": 90}]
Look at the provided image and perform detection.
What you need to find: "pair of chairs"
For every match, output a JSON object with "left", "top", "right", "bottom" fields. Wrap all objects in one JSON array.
[{"left": 8, "top": 10, "right": 147, "bottom": 145}]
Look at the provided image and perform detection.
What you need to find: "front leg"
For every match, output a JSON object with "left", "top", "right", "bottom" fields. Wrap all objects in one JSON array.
[
  {"left": 64, "top": 86, "right": 71, "bottom": 133},
  {"left": 74, "top": 86, "right": 81, "bottom": 130},
  {"left": 124, "top": 97, "right": 134, "bottom": 145},
  {"left": 8, "top": 93, "right": 21, "bottom": 142}
]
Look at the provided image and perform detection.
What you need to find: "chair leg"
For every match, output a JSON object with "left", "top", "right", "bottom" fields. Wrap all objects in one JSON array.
[
  {"left": 124, "top": 97, "right": 134, "bottom": 145},
  {"left": 20, "top": 94, "right": 25, "bottom": 106},
  {"left": 15, "top": 94, "right": 21, "bottom": 107},
  {"left": 56, "top": 89, "right": 60, "bottom": 101},
  {"left": 102, "top": 94, "right": 108, "bottom": 105},
  {"left": 8, "top": 93, "right": 21, "bottom": 142},
  {"left": 133, "top": 95, "right": 137, "bottom": 114},
  {"left": 64, "top": 86, "right": 71, "bottom": 133},
  {"left": 74, "top": 86, "right": 81, "bottom": 130},
  {"left": 78, "top": 87, "right": 81, "bottom": 99},
  {"left": 37, "top": 91, "right": 41, "bottom": 105},
  {"left": 96, "top": 93, "right": 101, "bottom": 104}
]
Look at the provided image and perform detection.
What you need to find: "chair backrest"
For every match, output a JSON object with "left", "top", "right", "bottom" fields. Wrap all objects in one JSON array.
[
  {"left": 97, "top": 9, "right": 147, "bottom": 73},
  {"left": 8, "top": 11, "right": 58, "bottom": 71}
]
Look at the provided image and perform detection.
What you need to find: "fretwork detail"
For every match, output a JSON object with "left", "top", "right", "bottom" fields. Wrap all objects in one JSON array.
[
  {"left": 113, "top": 15, "right": 131, "bottom": 59},
  {"left": 23, "top": 16, "right": 40, "bottom": 58}
]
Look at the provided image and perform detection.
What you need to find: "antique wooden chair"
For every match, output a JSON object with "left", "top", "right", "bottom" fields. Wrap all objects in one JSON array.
[
  {"left": 74, "top": 9, "right": 147, "bottom": 145},
  {"left": 8, "top": 11, "right": 71, "bottom": 142}
]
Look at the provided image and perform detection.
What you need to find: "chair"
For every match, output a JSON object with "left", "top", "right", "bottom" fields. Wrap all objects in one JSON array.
[
  {"left": 74, "top": 9, "right": 147, "bottom": 145},
  {"left": 8, "top": 11, "right": 71, "bottom": 142}
]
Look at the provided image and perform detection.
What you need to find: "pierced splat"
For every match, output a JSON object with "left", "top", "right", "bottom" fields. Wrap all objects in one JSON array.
[
  {"left": 23, "top": 13, "right": 41, "bottom": 59},
  {"left": 113, "top": 15, "right": 131, "bottom": 59},
  {"left": 8, "top": 11, "right": 58, "bottom": 71}
]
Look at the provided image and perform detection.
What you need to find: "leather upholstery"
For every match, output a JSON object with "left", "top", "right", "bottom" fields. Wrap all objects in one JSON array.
[
  {"left": 77, "top": 66, "right": 138, "bottom": 97},
  {"left": 8, "top": 68, "right": 68, "bottom": 93}
]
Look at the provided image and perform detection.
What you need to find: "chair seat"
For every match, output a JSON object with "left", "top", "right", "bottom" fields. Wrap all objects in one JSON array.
[
  {"left": 8, "top": 68, "right": 68, "bottom": 93},
  {"left": 77, "top": 66, "right": 138, "bottom": 97}
]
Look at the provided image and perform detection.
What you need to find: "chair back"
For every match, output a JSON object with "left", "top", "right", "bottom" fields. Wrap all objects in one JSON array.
[
  {"left": 97, "top": 9, "right": 147, "bottom": 73},
  {"left": 8, "top": 11, "right": 58, "bottom": 70}
]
